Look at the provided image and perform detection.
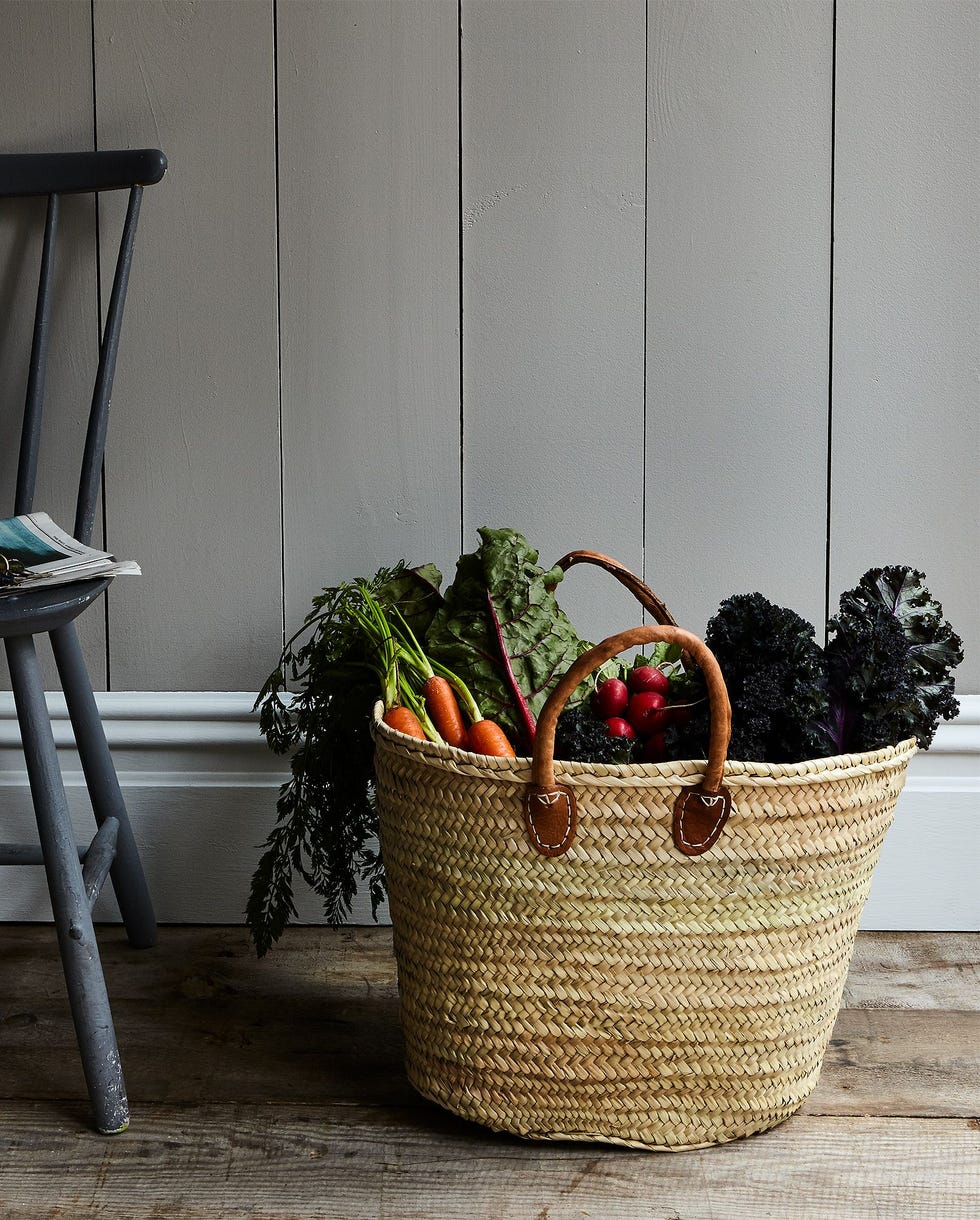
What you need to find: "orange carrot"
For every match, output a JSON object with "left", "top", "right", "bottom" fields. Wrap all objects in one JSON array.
[
  {"left": 383, "top": 706, "right": 427, "bottom": 740},
  {"left": 467, "top": 719, "right": 516, "bottom": 758},
  {"left": 423, "top": 676, "right": 469, "bottom": 749}
]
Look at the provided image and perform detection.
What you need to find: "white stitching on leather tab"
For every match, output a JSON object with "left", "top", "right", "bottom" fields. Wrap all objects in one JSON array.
[
  {"left": 527, "top": 790, "right": 572, "bottom": 851},
  {"left": 677, "top": 789, "right": 730, "bottom": 850}
]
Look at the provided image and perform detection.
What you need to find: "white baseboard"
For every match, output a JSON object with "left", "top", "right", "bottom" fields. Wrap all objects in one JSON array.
[{"left": 0, "top": 692, "right": 977, "bottom": 930}]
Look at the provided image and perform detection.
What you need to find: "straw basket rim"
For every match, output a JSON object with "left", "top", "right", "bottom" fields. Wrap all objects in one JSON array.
[{"left": 372, "top": 704, "right": 917, "bottom": 788}]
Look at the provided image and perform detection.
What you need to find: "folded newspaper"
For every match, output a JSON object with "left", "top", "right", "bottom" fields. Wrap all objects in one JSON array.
[{"left": 0, "top": 512, "right": 140, "bottom": 594}]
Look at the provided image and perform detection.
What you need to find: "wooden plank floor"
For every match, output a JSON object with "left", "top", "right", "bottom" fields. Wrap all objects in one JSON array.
[{"left": 0, "top": 926, "right": 977, "bottom": 1219}]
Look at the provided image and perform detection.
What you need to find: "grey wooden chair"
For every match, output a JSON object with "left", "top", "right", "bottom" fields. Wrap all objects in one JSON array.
[{"left": 0, "top": 149, "right": 167, "bottom": 1133}]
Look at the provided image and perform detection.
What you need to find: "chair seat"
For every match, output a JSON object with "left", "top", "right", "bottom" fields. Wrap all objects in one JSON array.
[{"left": 0, "top": 578, "right": 111, "bottom": 638}]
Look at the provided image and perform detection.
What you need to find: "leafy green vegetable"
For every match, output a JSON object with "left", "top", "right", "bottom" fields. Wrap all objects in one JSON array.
[
  {"left": 820, "top": 566, "right": 962, "bottom": 752},
  {"left": 554, "top": 703, "right": 636, "bottom": 765},
  {"left": 247, "top": 679, "right": 381, "bottom": 956},
  {"left": 248, "top": 530, "right": 595, "bottom": 953},
  {"left": 246, "top": 563, "right": 442, "bottom": 955},
  {"left": 635, "top": 642, "right": 683, "bottom": 670},
  {"left": 671, "top": 593, "right": 828, "bottom": 764},
  {"left": 426, "top": 527, "right": 590, "bottom": 750},
  {"left": 817, "top": 601, "right": 919, "bottom": 754},
  {"left": 632, "top": 644, "right": 701, "bottom": 703},
  {"left": 672, "top": 567, "right": 963, "bottom": 764}
]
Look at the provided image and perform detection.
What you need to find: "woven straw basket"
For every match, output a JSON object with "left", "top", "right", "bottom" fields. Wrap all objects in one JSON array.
[{"left": 372, "top": 554, "right": 916, "bottom": 1151}]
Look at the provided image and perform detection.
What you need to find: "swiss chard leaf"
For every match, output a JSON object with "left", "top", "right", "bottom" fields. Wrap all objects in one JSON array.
[
  {"left": 425, "top": 527, "right": 589, "bottom": 749},
  {"left": 378, "top": 562, "right": 444, "bottom": 639}
]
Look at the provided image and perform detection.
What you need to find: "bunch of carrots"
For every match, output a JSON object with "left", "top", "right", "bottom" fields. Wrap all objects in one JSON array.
[{"left": 353, "top": 588, "right": 515, "bottom": 758}]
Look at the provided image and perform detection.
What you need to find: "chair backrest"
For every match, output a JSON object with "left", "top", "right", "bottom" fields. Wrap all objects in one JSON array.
[{"left": 0, "top": 149, "right": 167, "bottom": 546}]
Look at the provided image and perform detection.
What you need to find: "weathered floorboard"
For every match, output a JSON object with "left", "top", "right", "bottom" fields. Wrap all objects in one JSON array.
[
  {"left": 806, "top": 1009, "right": 980, "bottom": 1117},
  {"left": 0, "top": 1104, "right": 977, "bottom": 1220},
  {"left": 0, "top": 927, "right": 977, "bottom": 1117},
  {"left": 843, "top": 930, "right": 980, "bottom": 1010},
  {"left": 0, "top": 927, "right": 977, "bottom": 1218}
]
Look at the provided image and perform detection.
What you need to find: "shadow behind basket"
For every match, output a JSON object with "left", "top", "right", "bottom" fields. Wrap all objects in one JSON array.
[{"left": 373, "top": 568, "right": 915, "bottom": 1150}]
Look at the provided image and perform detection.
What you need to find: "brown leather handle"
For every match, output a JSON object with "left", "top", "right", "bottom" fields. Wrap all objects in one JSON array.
[
  {"left": 555, "top": 550, "right": 678, "bottom": 626},
  {"left": 534, "top": 625, "right": 730, "bottom": 790},
  {"left": 522, "top": 624, "right": 733, "bottom": 859}
]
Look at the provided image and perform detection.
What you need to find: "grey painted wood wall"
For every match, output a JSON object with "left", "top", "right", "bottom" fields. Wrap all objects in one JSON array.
[{"left": 1, "top": 0, "right": 977, "bottom": 697}]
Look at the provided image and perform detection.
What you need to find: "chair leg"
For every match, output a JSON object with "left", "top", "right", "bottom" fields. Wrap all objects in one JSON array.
[
  {"left": 5, "top": 633, "right": 129, "bottom": 1134},
  {"left": 50, "top": 622, "right": 156, "bottom": 949}
]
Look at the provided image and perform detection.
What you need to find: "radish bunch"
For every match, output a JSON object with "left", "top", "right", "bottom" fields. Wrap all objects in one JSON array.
[{"left": 591, "top": 664, "right": 676, "bottom": 762}]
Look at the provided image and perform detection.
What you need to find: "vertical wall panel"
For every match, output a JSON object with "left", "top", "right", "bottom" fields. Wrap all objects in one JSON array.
[
  {"left": 278, "top": 0, "right": 461, "bottom": 627},
  {"left": 93, "top": 0, "right": 281, "bottom": 689},
  {"left": 832, "top": 0, "right": 979, "bottom": 691},
  {"left": 0, "top": 0, "right": 106, "bottom": 688},
  {"left": 461, "top": 0, "right": 646, "bottom": 644},
  {"left": 646, "top": 1, "right": 833, "bottom": 636}
]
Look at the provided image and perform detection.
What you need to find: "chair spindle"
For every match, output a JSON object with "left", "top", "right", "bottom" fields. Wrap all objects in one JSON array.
[
  {"left": 74, "top": 184, "right": 143, "bottom": 547},
  {"left": 15, "top": 192, "right": 60, "bottom": 517}
]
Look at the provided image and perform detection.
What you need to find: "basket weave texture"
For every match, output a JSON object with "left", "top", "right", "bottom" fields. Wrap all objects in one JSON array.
[{"left": 373, "top": 722, "right": 915, "bottom": 1151}]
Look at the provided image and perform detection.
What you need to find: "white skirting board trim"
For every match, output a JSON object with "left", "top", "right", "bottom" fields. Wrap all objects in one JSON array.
[{"left": 0, "top": 692, "right": 977, "bottom": 930}]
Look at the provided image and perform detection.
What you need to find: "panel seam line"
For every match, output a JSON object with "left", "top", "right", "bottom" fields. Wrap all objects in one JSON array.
[
  {"left": 457, "top": 0, "right": 465, "bottom": 553},
  {"left": 824, "top": 0, "right": 838, "bottom": 639},
  {"left": 642, "top": 0, "right": 649, "bottom": 596},
  {"left": 90, "top": 0, "right": 110, "bottom": 688},
  {"left": 273, "top": 0, "right": 286, "bottom": 650}
]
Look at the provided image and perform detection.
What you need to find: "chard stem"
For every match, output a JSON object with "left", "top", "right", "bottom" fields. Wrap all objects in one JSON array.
[{"left": 485, "top": 589, "right": 536, "bottom": 747}]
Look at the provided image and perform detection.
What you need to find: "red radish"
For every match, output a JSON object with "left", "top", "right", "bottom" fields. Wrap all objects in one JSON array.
[
  {"left": 628, "top": 691, "right": 669, "bottom": 735},
  {"left": 628, "top": 665, "right": 670, "bottom": 697},
  {"left": 605, "top": 716, "right": 636, "bottom": 741},
  {"left": 592, "top": 677, "right": 629, "bottom": 719},
  {"left": 671, "top": 703, "right": 693, "bottom": 727},
  {"left": 640, "top": 732, "right": 668, "bottom": 762}
]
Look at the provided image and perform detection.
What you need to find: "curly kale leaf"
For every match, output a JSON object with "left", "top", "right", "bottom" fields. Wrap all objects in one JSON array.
[
  {"left": 672, "top": 593, "right": 828, "bottom": 764},
  {"left": 554, "top": 703, "right": 636, "bottom": 765},
  {"left": 845, "top": 566, "right": 963, "bottom": 738},
  {"left": 821, "top": 566, "right": 963, "bottom": 751},
  {"left": 816, "top": 602, "right": 919, "bottom": 755}
]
